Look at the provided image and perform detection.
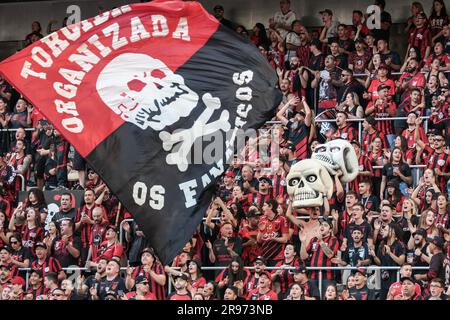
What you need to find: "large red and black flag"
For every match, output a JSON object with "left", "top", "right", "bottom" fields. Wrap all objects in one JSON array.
[{"left": 0, "top": 0, "right": 281, "bottom": 264}]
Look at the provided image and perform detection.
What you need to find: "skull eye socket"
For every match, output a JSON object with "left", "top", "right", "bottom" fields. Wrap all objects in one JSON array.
[
  {"left": 151, "top": 69, "right": 166, "bottom": 79},
  {"left": 288, "top": 178, "right": 300, "bottom": 187},
  {"left": 306, "top": 175, "right": 317, "bottom": 183},
  {"left": 315, "top": 146, "right": 326, "bottom": 153},
  {"left": 330, "top": 146, "right": 341, "bottom": 153}
]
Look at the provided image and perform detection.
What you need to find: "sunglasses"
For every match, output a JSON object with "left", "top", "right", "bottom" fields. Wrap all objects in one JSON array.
[
  {"left": 10, "top": 241, "right": 18, "bottom": 244},
  {"left": 434, "top": 138, "right": 444, "bottom": 142}
]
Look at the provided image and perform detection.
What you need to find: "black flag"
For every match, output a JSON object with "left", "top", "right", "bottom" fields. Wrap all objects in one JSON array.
[{"left": 0, "top": 1, "right": 281, "bottom": 264}]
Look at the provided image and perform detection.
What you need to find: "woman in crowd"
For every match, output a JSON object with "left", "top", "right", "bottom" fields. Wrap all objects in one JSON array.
[{"left": 380, "top": 148, "right": 413, "bottom": 199}]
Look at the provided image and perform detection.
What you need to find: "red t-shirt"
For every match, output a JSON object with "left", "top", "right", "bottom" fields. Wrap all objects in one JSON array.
[
  {"left": 125, "top": 291, "right": 156, "bottom": 300},
  {"left": 246, "top": 288, "right": 278, "bottom": 300},
  {"left": 92, "top": 241, "right": 123, "bottom": 262},
  {"left": 258, "top": 215, "right": 289, "bottom": 262},
  {"left": 368, "top": 79, "right": 396, "bottom": 101},
  {"left": 388, "top": 281, "right": 421, "bottom": 299}
]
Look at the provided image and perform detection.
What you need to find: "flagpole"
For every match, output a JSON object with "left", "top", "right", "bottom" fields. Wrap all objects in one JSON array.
[{"left": 115, "top": 201, "right": 122, "bottom": 227}]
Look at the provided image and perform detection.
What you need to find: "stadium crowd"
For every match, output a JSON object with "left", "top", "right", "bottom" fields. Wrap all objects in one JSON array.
[{"left": 0, "top": 0, "right": 450, "bottom": 300}]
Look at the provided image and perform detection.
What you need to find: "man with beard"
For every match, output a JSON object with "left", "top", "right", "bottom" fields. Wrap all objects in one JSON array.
[
  {"left": 124, "top": 275, "right": 156, "bottom": 300},
  {"left": 386, "top": 263, "right": 422, "bottom": 299},
  {"left": 168, "top": 273, "right": 192, "bottom": 300},
  {"left": 276, "top": 96, "right": 311, "bottom": 161},
  {"left": 312, "top": 55, "right": 342, "bottom": 114},
  {"left": 415, "top": 236, "right": 446, "bottom": 284},
  {"left": 246, "top": 256, "right": 267, "bottom": 293},
  {"left": 86, "top": 207, "right": 108, "bottom": 268},
  {"left": 248, "top": 176, "right": 273, "bottom": 209},
  {"left": 91, "top": 260, "right": 126, "bottom": 300},
  {"left": 212, "top": 5, "right": 235, "bottom": 30},
  {"left": 51, "top": 192, "right": 77, "bottom": 224},
  {"left": 349, "top": 38, "right": 372, "bottom": 75},
  {"left": 347, "top": 269, "right": 376, "bottom": 300},
  {"left": 283, "top": 56, "right": 302, "bottom": 96},
  {"left": 336, "top": 68, "right": 365, "bottom": 106},
  {"left": 406, "top": 228, "right": 430, "bottom": 276},
  {"left": 333, "top": 112, "right": 357, "bottom": 141},
  {"left": 76, "top": 257, "right": 107, "bottom": 298},
  {"left": 50, "top": 218, "right": 81, "bottom": 268},
  {"left": 396, "top": 59, "right": 426, "bottom": 103},
  {"left": 278, "top": 79, "right": 295, "bottom": 108}
]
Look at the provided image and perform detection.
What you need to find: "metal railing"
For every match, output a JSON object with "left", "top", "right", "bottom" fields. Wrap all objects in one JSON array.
[{"left": 16, "top": 264, "right": 430, "bottom": 299}]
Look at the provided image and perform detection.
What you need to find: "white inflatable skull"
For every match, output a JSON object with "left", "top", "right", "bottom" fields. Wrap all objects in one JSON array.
[
  {"left": 286, "top": 159, "right": 333, "bottom": 208},
  {"left": 312, "top": 139, "right": 359, "bottom": 183},
  {"left": 96, "top": 53, "right": 199, "bottom": 131}
]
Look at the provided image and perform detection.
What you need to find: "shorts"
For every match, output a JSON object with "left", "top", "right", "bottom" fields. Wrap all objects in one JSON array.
[{"left": 73, "top": 149, "right": 86, "bottom": 171}]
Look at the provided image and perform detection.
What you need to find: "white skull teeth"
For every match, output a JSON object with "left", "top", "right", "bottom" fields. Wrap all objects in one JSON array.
[
  {"left": 313, "top": 154, "right": 336, "bottom": 167},
  {"left": 294, "top": 191, "right": 318, "bottom": 201}
]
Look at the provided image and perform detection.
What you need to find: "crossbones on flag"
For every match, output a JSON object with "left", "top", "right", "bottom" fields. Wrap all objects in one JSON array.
[{"left": 0, "top": 0, "right": 281, "bottom": 264}]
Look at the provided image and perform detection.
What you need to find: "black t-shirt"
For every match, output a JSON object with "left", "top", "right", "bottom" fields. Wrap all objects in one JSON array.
[
  {"left": 51, "top": 208, "right": 77, "bottom": 224},
  {"left": 237, "top": 177, "right": 259, "bottom": 194},
  {"left": 361, "top": 194, "right": 380, "bottom": 213},
  {"left": 44, "top": 157, "right": 57, "bottom": 187},
  {"left": 349, "top": 285, "right": 377, "bottom": 300},
  {"left": 213, "top": 237, "right": 243, "bottom": 267},
  {"left": 296, "top": 280, "right": 320, "bottom": 300},
  {"left": 342, "top": 243, "right": 370, "bottom": 267},
  {"left": 336, "top": 80, "right": 365, "bottom": 105},
  {"left": 97, "top": 275, "right": 127, "bottom": 300},
  {"left": 429, "top": 252, "right": 446, "bottom": 280},
  {"left": 344, "top": 221, "right": 373, "bottom": 246},
  {"left": 51, "top": 235, "right": 82, "bottom": 268},
  {"left": 382, "top": 163, "right": 412, "bottom": 186}
]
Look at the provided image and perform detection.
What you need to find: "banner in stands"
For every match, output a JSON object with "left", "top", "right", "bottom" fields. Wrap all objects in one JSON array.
[{"left": 0, "top": 0, "right": 281, "bottom": 263}]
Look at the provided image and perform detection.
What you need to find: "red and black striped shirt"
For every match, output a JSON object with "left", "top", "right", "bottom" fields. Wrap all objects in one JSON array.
[
  {"left": 367, "top": 150, "right": 385, "bottom": 178},
  {"left": 31, "top": 257, "right": 62, "bottom": 279},
  {"left": 21, "top": 226, "right": 44, "bottom": 256},
  {"left": 306, "top": 235, "right": 339, "bottom": 280},
  {"left": 132, "top": 263, "right": 166, "bottom": 300},
  {"left": 258, "top": 215, "right": 289, "bottom": 262},
  {"left": 424, "top": 146, "right": 450, "bottom": 193},
  {"left": 286, "top": 120, "right": 310, "bottom": 160},
  {"left": 271, "top": 257, "right": 303, "bottom": 294},
  {"left": 75, "top": 204, "right": 108, "bottom": 247},
  {"left": 27, "top": 285, "right": 45, "bottom": 299},
  {"left": 362, "top": 130, "right": 388, "bottom": 154},
  {"left": 333, "top": 124, "right": 357, "bottom": 141},
  {"left": 368, "top": 101, "right": 397, "bottom": 135},
  {"left": 349, "top": 155, "right": 373, "bottom": 192},
  {"left": 271, "top": 172, "right": 287, "bottom": 201},
  {"left": 248, "top": 192, "right": 272, "bottom": 210}
]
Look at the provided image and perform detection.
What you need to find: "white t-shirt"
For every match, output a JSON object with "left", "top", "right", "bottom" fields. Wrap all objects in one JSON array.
[{"left": 273, "top": 10, "right": 297, "bottom": 39}]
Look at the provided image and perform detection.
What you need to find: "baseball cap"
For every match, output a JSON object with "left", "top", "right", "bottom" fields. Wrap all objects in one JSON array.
[
  {"left": 412, "top": 228, "right": 427, "bottom": 238},
  {"left": 377, "top": 84, "right": 391, "bottom": 91},
  {"left": 174, "top": 273, "right": 190, "bottom": 281},
  {"left": 107, "top": 225, "right": 118, "bottom": 232},
  {"left": 293, "top": 265, "right": 307, "bottom": 274},
  {"left": 140, "top": 247, "right": 156, "bottom": 259},
  {"left": 213, "top": 5, "right": 224, "bottom": 11},
  {"left": 35, "top": 242, "right": 47, "bottom": 250},
  {"left": 259, "top": 176, "right": 272, "bottom": 185},
  {"left": 224, "top": 171, "right": 235, "bottom": 178},
  {"left": 427, "top": 236, "right": 444, "bottom": 249},
  {"left": 135, "top": 275, "right": 149, "bottom": 285},
  {"left": 253, "top": 256, "right": 267, "bottom": 265},
  {"left": 400, "top": 276, "right": 416, "bottom": 284},
  {"left": 416, "top": 12, "right": 427, "bottom": 20},
  {"left": 259, "top": 271, "right": 272, "bottom": 281},
  {"left": 319, "top": 9, "right": 333, "bottom": 16},
  {"left": 351, "top": 268, "right": 367, "bottom": 276}
]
